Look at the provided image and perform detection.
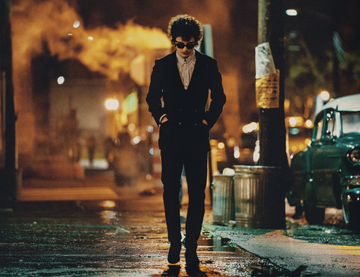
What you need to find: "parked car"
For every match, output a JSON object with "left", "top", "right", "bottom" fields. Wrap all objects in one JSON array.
[{"left": 290, "top": 94, "right": 360, "bottom": 227}]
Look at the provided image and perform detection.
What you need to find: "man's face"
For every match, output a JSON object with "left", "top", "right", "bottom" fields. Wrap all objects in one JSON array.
[{"left": 175, "top": 36, "right": 196, "bottom": 59}]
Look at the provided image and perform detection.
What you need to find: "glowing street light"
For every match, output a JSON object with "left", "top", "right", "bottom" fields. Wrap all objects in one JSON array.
[
  {"left": 73, "top": 21, "right": 80, "bottom": 28},
  {"left": 286, "top": 9, "right": 298, "bottom": 16},
  {"left": 242, "top": 122, "right": 259, "bottom": 133},
  {"left": 57, "top": 76, "right": 65, "bottom": 85},
  {"left": 218, "top": 142, "right": 225, "bottom": 149},
  {"left": 105, "top": 99, "right": 119, "bottom": 111},
  {"left": 305, "top": 119, "right": 313, "bottom": 128},
  {"left": 314, "top": 91, "right": 332, "bottom": 117},
  {"left": 320, "top": 90, "right": 330, "bottom": 102},
  {"left": 289, "top": 117, "right": 298, "bottom": 127}
]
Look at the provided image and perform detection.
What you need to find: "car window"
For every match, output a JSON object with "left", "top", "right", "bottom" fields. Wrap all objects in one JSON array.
[{"left": 341, "top": 111, "right": 360, "bottom": 134}]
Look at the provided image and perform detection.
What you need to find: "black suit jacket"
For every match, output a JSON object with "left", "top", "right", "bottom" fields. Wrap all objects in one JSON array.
[{"left": 146, "top": 50, "right": 226, "bottom": 151}]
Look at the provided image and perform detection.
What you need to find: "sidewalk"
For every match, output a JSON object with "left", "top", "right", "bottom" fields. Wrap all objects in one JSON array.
[
  {"left": 20, "top": 169, "right": 147, "bottom": 202},
  {"left": 19, "top": 168, "right": 207, "bottom": 204}
]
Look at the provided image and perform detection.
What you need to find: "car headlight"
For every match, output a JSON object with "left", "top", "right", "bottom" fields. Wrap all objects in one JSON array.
[{"left": 347, "top": 147, "right": 360, "bottom": 164}]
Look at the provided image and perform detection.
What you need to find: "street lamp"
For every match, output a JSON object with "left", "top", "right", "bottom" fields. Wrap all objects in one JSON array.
[
  {"left": 286, "top": 9, "right": 298, "bottom": 16},
  {"left": 105, "top": 98, "right": 119, "bottom": 111},
  {"left": 320, "top": 90, "right": 330, "bottom": 102},
  {"left": 105, "top": 98, "right": 120, "bottom": 142},
  {"left": 314, "top": 90, "right": 331, "bottom": 118},
  {"left": 57, "top": 76, "right": 65, "bottom": 85}
]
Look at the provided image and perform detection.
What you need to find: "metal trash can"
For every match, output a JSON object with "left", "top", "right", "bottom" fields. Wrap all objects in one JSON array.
[
  {"left": 212, "top": 174, "right": 235, "bottom": 225},
  {"left": 234, "top": 165, "right": 285, "bottom": 229}
]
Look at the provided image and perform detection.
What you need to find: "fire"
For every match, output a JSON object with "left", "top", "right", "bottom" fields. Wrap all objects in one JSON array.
[{"left": 11, "top": 0, "right": 171, "bottom": 80}]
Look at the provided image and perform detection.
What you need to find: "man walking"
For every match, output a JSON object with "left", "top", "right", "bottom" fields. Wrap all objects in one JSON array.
[{"left": 146, "top": 14, "right": 226, "bottom": 266}]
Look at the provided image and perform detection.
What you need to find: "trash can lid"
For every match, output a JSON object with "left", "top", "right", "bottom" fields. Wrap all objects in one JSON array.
[
  {"left": 233, "top": 165, "right": 281, "bottom": 174},
  {"left": 213, "top": 173, "right": 234, "bottom": 178}
]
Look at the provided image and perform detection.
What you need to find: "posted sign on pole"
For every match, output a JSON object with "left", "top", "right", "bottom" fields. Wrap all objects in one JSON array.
[
  {"left": 256, "top": 70, "right": 279, "bottom": 109},
  {"left": 255, "top": 42, "right": 279, "bottom": 109}
]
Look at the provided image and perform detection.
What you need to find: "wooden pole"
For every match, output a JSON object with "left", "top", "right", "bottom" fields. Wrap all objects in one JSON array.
[
  {"left": 258, "top": 0, "right": 288, "bottom": 170},
  {"left": 1, "top": 0, "right": 16, "bottom": 169},
  {"left": 1, "top": 0, "right": 21, "bottom": 205}
]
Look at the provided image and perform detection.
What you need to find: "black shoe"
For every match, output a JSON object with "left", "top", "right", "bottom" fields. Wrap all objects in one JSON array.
[
  {"left": 185, "top": 249, "right": 199, "bottom": 266},
  {"left": 168, "top": 243, "right": 181, "bottom": 264}
]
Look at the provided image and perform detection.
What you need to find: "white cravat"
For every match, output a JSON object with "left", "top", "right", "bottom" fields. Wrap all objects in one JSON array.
[{"left": 176, "top": 51, "right": 196, "bottom": 90}]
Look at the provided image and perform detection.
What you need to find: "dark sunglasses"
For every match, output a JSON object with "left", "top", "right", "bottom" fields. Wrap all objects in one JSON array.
[{"left": 175, "top": 42, "right": 196, "bottom": 49}]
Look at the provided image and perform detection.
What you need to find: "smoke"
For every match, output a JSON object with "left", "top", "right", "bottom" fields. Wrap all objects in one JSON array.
[{"left": 10, "top": 0, "right": 171, "bottom": 80}]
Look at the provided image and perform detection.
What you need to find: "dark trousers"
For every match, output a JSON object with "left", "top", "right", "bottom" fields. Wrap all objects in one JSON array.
[{"left": 161, "top": 146, "right": 208, "bottom": 249}]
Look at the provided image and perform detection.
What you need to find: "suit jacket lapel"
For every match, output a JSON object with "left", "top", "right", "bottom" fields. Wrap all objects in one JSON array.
[
  {"left": 168, "top": 51, "right": 183, "bottom": 89},
  {"left": 187, "top": 50, "right": 203, "bottom": 90},
  {"left": 168, "top": 50, "right": 203, "bottom": 91}
]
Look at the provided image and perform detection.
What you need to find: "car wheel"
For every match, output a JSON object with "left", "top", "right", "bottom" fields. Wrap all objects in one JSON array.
[
  {"left": 342, "top": 201, "right": 360, "bottom": 229},
  {"left": 304, "top": 203, "right": 325, "bottom": 224}
]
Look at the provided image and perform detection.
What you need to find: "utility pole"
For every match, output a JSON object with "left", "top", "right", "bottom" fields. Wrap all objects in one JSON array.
[
  {"left": 258, "top": 0, "right": 288, "bottom": 170},
  {"left": 1, "top": 0, "right": 21, "bottom": 205}
]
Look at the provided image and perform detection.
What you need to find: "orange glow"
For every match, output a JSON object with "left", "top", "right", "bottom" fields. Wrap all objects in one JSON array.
[
  {"left": 305, "top": 119, "right": 313, "bottom": 128},
  {"left": 298, "top": 143, "right": 306, "bottom": 151},
  {"left": 11, "top": 1, "right": 171, "bottom": 80},
  {"left": 242, "top": 122, "right": 258, "bottom": 133},
  {"left": 287, "top": 116, "right": 304, "bottom": 127},
  {"left": 218, "top": 142, "right": 225, "bottom": 149},
  {"left": 102, "top": 201, "right": 116, "bottom": 208}
]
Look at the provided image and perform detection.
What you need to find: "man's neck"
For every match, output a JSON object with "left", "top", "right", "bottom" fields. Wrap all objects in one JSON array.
[{"left": 176, "top": 51, "right": 195, "bottom": 63}]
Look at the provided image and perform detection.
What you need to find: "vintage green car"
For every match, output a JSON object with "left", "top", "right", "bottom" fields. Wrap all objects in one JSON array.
[{"left": 291, "top": 94, "right": 360, "bottom": 227}]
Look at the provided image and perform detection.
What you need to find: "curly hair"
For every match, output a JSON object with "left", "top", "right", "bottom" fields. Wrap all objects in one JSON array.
[{"left": 167, "top": 14, "right": 203, "bottom": 45}]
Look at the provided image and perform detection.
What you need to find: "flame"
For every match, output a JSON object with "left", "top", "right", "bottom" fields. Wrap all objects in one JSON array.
[{"left": 11, "top": 0, "right": 171, "bottom": 80}]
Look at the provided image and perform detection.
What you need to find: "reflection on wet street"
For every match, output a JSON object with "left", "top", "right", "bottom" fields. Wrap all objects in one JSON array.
[
  {"left": 1, "top": 192, "right": 360, "bottom": 276},
  {"left": 0, "top": 199, "right": 270, "bottom": 277}
]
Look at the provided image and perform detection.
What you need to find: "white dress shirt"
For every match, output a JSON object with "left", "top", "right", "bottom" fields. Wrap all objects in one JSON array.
[{"left": 176, "top": 51, "right": 196, "bottom": 90}]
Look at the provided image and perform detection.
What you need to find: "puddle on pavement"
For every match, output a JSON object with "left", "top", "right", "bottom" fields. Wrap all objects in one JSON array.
[
  {"left": 158, "top": 264, "right": 240, "bottom": 277},
  {"left": 197, "top": 234, "right": 238, "bottom": 252}
]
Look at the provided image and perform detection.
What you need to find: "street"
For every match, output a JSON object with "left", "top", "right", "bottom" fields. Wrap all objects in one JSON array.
[
  {"left": 2, "top": 1, "right": 360, "bottom": 276},
  {"left": 1, "top": 170, "right": 360, "bottom": 276},
  {"left": 0, "top": 178, "right": 269, "bottom": 277}
]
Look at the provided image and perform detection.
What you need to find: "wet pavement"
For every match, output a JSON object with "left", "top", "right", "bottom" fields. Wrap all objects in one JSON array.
[
  {"left": 203, "top": 208, "right": 360, "bottom": 276},
  {"left": 0, "top": 173, "right": 273, "bottom": 277},
  {"left": 1, "top": 170, "right": 360, "bottom": 276},
  {"left": 0, "top": 200, "right": 270, "bottom": 277}
]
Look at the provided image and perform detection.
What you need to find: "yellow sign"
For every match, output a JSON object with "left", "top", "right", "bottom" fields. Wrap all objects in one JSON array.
[{"left": 256, "top": 70, "right": 279, "bottom": 109}]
